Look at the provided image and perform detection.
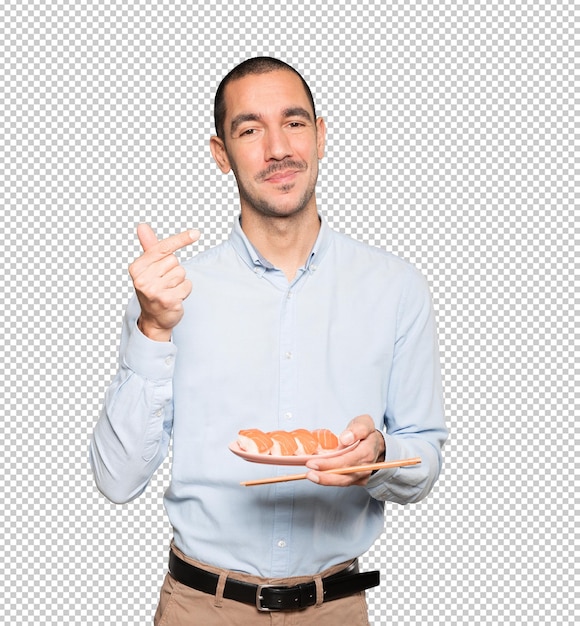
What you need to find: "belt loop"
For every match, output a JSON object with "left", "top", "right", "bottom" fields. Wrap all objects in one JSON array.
[
  {"left": 314, "top": 575, "right": 324, "bottom": 607},
  {"left": 213, "top": 571, "right": 228, "bottom": 608}
]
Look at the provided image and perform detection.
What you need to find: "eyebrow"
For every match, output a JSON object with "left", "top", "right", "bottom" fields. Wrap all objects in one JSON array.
[
  {"left": 282, "top": 107, "right": 313, "bottom": 122},
  {"left": 230, "top": 113, "right": 262, "bottom": 135},
  {"left": 229, "top": 107, "right": 314, "bottom": 135}
]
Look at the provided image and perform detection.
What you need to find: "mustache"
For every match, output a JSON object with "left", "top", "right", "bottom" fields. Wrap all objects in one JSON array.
[{"left": 255, "top": 159, "right": 308, "bottom": 182}]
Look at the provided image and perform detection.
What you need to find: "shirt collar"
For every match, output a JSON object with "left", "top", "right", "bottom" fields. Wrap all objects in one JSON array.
[{"left": 229, "top": 213, "right": 332, "bottom": 276}]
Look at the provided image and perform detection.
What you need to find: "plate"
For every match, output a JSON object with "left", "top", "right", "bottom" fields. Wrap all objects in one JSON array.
[{"left": 228, "top": 440, "right": 360, "bottom": 465}]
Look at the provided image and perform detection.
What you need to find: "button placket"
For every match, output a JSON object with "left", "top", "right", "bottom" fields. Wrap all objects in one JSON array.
[
  {"left": 279, "top": 288, "right": 297, "bottom": 429},
  {"left": 270, "top": 287, "right": 298, "bottom": 577}
]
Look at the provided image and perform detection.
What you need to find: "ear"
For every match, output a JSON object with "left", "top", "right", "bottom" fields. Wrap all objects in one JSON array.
[
  {"left": 210, "top": 136, "right": 231, "bottom": 173},
  {"left": 315, "top": 117, "right": 326, "bottom": 159}
]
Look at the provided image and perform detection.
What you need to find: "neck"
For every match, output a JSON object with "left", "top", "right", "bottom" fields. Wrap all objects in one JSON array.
[{"left": 240, "top": 207, "right": 321, "bottom": 281}]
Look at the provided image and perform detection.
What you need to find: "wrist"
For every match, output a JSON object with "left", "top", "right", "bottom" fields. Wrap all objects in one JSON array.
[
  {"left": 137, "top": 317, "right": 172, "bottom": 342},
  {"left": 371, "top": 430, "right": 386, "bottom": 474}
]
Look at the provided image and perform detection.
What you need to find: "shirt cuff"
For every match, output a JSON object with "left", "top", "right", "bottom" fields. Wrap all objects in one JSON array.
[
  {"left": 366, "top": 432, "right": 403, "bottom": 489},
  {"left": 123, "top": 319, "right": 178, "bottom": 380}
]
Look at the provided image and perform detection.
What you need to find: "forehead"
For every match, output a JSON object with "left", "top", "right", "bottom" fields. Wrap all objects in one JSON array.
[{"left": 223, "top": 70, "right": 314, "bottom": 122}]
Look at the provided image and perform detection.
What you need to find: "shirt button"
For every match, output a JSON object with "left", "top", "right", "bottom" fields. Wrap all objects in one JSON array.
[
  {"left": 155, "top": 409, "right": 163, "bottom": 417},
  {"left": 285, "top": 351, "right": 293, "bottom": 359},
  {"left": 164, "top": 356, "right": 173, "bottom": 366},
  {"left": 284, "top": 412, "right": 292, "bottom": 420},
  {"left": 287, "top": 291, "right": 293, "bottom": 299},
  {"left": 277, "top": 540, "right": 287, "bottom": 548},
  {"left": 311, "top": 264, "right": 318, "bottom": 272}
]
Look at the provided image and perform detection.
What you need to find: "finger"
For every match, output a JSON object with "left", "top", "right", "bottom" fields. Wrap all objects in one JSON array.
[
  {"left": 129, "top": 251, "right": 179, "bottom": 284},
  {"left": 162, "top": 264, "right": 187, "bottom": 288},
  {"left": 154, "top": 229, "right": 200, "bottom": 259},
  {"left": 174, "top": 278, "right": 192, "bottom": 301},
  {"left": 137, "top": 225, "right": 200, "bottom": 258},
  {"left": 137, "top": 223, "right": 160, "bottom": 252},
  {"left": 306, "top": 450, "right": 363, "bottom": 472},
  {"left": 306, "top": 469, "right": 369, "bottom": 487},
  {"left": 152, "top": 253, "right": 181, "bottom": 277}
]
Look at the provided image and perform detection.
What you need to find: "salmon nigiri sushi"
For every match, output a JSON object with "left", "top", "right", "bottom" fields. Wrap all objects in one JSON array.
[
  {"left": 312, "top": 428, "right": 339, "bottom": 452},
  {"left": 237, "top": 429, "right": 273, "bottom": 454},
  {"left": 268, "top": 430, "right": 299, "bottom": 456},
  {"left": 291, "top": 429, "right": 319, "bottom": 455}
]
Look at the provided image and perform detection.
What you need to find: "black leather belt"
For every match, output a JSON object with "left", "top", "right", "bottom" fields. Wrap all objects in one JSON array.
[{"left": 168, "top": 551, "right": 380, "bottom": 612}]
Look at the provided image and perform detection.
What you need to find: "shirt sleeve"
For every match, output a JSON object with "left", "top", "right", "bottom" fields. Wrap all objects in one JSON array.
[
  {"left": 89, "top": 296, "right": 177, "bottom": 504},
  {"left": 366, "top": 265, "right": 448, "bottom": 503}
]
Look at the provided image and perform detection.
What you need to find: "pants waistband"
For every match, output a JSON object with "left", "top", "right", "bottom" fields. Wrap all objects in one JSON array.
[{"left": 168, "top": 549, "right": 380, "bottom": 612}]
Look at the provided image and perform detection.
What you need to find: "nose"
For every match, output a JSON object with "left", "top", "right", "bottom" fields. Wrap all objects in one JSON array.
[{"left": 264, "top": 127, "right": 292, "bottom": 161}]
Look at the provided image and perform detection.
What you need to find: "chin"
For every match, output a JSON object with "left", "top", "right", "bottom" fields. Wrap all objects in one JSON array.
[
  {"left": 264, "top": 202, "right": 311, "bottom": 219},
  {"left": 243, "top": 192, "right": 315, "bottom": 220}
]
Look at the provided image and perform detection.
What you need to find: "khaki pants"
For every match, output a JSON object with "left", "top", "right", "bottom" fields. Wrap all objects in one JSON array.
[{"left": 154, "top": 544, "right": 371, "bottom": 626}]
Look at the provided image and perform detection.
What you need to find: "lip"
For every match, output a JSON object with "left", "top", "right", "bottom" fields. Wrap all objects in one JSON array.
[{"left": 264, "top": 170, "right": 300, "bottom": 184}]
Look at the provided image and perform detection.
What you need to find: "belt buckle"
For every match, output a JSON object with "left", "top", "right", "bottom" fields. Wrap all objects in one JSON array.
[{"left": 256, "top": 584, "right": 283, "bottom": 612}]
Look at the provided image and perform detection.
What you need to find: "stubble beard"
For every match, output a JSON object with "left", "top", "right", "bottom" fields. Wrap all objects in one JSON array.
[
  {"left": 233, "top": 158, "right": 319, "bottom": 219},
  {"left": 238, "top": 179, "right": 316, "bottom": 219}
]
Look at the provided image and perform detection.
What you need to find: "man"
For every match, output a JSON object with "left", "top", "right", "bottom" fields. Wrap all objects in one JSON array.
[{"left": 90, "top": 57, "right": 448, "bottom": 625}]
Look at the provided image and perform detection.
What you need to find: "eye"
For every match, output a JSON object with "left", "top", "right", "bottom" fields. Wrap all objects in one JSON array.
[
  {"left": 240, "top": 128, "right": 256, "bottom": 136},
  {"left": 288, "top": 121, "right": 305, "bottom": 128}
]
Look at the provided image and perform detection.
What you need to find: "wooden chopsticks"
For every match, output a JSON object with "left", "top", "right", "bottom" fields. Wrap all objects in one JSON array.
[{"left": 240, "top": 457, "right": 421, "bottom": 486}]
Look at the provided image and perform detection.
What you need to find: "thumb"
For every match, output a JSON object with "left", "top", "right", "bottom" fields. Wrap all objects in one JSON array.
[
  {"left": 137, "top": 223, "right": 159, "bottom": 252},
  {"left": 339, "top": 414, "right": 375, "bottom": 445}
]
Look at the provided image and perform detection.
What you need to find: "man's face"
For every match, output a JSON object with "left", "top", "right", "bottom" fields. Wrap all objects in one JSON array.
[{"left": 211, "top": 70, "right": 326, "bottom": 220}]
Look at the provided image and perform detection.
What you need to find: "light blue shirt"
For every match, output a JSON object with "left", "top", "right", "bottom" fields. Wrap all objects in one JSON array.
[{"left": 90, "top": 215, "right": 448, "bottom": 577}]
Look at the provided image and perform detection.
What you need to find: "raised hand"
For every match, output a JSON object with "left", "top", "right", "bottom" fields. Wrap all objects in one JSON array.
[{"left": 128, "top": 223, "right": 200, "bottom": 341}]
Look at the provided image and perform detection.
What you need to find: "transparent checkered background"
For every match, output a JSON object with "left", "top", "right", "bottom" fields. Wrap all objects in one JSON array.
[{"left": 0, "top": 1, "right": 576, "bottom": 624}]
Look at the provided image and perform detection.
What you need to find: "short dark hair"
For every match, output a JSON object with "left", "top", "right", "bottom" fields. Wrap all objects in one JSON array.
[{"left": 214, "top": 56, "right": 317, "bottom": 140}]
